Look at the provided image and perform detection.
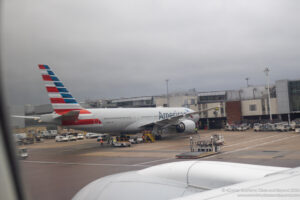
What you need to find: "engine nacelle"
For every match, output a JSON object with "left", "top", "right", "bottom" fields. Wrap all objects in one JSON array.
[{"left": 176, "top": 119, "right": 196, "bottom": 133}]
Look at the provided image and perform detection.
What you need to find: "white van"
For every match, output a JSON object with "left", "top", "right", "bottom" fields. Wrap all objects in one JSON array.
[{"left": 55, "top": 135, "right": 68, "bottom": 142}]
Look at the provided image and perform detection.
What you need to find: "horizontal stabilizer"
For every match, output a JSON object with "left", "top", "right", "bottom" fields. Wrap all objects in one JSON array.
[{"left": 11, "top": 115, "right": 40, "bottom": 120}]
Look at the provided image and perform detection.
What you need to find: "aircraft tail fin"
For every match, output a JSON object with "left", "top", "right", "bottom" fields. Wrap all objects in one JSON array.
[{"left": 38, "top": 64, "right": 89, "bottom": 115}]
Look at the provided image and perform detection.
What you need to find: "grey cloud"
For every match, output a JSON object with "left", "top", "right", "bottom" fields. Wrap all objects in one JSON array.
[{"left": 1, "top": 0, "right": 300, "bottom": 105}]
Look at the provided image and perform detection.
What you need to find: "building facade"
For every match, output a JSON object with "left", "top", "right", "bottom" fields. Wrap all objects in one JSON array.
[{"left": 276, "top": 79, "right": 300, "bottom": 121}]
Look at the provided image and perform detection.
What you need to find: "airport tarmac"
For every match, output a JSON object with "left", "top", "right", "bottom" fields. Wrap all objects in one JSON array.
[{"left": 19, "top": 130, "right": 300, "bottom": 200}]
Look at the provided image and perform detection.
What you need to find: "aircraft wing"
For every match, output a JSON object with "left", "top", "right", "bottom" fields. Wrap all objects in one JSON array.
[
  {"left": 174, "top": 166, "right": 300, "bottom": 200},
  {"left": 139, "top": 107, "right": 220, "bottom": 128},
  {"left": 190, "top": 106, "right": 221, "bottom": 115},
  {"left": 73, "top": 161, "right": 292, "bottom": 200},
  {"left": 138, "top": 113, "right": 190, "bottom": 128}
]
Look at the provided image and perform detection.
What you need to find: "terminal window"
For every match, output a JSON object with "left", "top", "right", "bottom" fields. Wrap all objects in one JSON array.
[
  {"left": 289, "top": 81, "right": 300, "bottom": 112},
  {"left": 199, "top": 95, "right": 225, "bottom": 102},
  {"left": 249, "top": 104, "right": 257, "bottom": 111}
]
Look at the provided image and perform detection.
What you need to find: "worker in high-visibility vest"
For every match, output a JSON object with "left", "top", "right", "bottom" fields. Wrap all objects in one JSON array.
[{"left": 100, "top": 137, "right": 103, "bottom": 146}]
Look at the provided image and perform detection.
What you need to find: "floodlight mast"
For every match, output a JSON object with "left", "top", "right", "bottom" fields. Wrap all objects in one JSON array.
[
  {"left": 166, "top": 79, "right": 169, "bottom": 107},
  {"left": 245, "top": 77, "right": 249, "bottom": 87},
  {"left": 264, "top": 67, "right": 272, "bottom": 121}
]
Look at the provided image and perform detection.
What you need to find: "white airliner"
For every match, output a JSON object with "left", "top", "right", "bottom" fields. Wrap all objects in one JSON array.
[{"left": 15, "top": 64, "right": 214, "bottom": 135}]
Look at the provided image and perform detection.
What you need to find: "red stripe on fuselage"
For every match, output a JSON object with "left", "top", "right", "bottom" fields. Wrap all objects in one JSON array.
[
  {"left": 42, "top": 75, "right": 52, "bottom": 81},
  {"left": 50, "top": 98, "right": 65, "bottom": 103},
  {"left": 79, "top": 110, "right": 91, "bottom": 114},
  {"left": 46, "top": 86, "right": 59, "bottom": 92},
  {"left": 54, "top": 109, "right": 91, "bottom": 115},
  {"left": 62, "top": 119, "right": 101, "bottom": 126}
]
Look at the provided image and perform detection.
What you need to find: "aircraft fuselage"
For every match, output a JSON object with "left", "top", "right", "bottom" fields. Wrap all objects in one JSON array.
[{"left": 62, "top": 107, "right": 199, "bottom": 134}]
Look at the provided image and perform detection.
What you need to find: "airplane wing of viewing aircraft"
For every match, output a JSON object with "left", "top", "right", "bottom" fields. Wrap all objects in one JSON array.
[
  {"left": 73, "top": 160, "right": 300, "bottom": 200},
  {"left": 175, "top": 165, "right": 300, "bottom": 200}
]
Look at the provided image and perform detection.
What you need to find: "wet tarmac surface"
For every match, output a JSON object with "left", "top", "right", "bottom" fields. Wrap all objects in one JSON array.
[{"left": 18, "top": 130, "right": 300, "bottom": 200}]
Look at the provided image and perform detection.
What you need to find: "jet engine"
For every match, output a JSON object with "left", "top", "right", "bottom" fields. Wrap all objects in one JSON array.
[{"left": 176, "top": 119, "right": 196, "bottom": 133}]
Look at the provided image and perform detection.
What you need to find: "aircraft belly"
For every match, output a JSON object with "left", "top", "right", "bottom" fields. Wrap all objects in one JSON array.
[
  {"left": 63, "top": 121, "right": 136, "bottom": 134},
  {"left": 63, "top": 124, "right": 103, "bottom": 133},
  {"left": 101, "top": 118, "right": 135, "bottom": 133}
]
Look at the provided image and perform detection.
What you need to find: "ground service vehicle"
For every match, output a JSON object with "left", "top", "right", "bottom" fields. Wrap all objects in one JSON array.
[
  {"left": 18, "top": 148, "right": 28, "bottom": 159},
  {"left": 55, "top": 135, "right": 68, "bottom": 142},
  {"left": 67, "top": 135, "right": 77, "bottom": 141},
  {"left": 76, "top": 133, "right": 84, "bottom": 140}
]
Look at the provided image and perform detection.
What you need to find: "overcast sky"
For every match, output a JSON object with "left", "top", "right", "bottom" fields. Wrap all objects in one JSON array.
[{"left": 1, "top": 0, "right": 300, "bottom": 106}]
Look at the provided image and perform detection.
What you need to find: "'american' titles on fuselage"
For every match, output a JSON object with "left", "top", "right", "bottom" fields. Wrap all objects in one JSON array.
[{"left": 159, "top": 111, "right": 187, "bottom": 120}]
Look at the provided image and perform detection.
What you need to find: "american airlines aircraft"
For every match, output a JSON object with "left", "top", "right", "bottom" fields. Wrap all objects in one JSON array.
[{"left": 17, "top": 64, "right": 210, "bottom": 135}]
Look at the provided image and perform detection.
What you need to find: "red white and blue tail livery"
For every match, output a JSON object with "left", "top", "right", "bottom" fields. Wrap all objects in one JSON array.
[
  {"left": 39, "top": 64, "right": 83, "bottom": 115},
  {"left": 38, "top": 64, "right": 101, "bottom": 127}
]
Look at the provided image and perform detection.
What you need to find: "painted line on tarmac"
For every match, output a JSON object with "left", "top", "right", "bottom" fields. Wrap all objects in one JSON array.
[
  {"left": 22, "top": 160, "right": 150, "bottom": 167},
  {"left": 204, "top": 134, "right": 300, "bottom": 159},
  {"left": 134, "top": 158, "right": 175, "bottom": 166},
  {"left": 223, "top": 134, "right": 284, "bottom": 148}
]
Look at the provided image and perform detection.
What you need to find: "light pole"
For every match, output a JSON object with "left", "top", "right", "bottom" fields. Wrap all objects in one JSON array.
[
  {"left": 264, "top": 67, "right": 272, "bottom": 121},
  {"left": 166, "top": 79, "right": 169, "bottom": 107},
  {"left": 245, "top": 77, "right": 249, "bottom": 87}
]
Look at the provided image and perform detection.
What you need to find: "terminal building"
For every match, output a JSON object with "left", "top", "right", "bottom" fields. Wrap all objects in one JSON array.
[
  {"left": 11, "top": 79, "right": 300, "bottom": 130},
  {"left": 196, "top": 79, "right": 300, "bottom": 128},
  {"left": 110, "top": 96, "right": 156, "bottom": 108}
]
